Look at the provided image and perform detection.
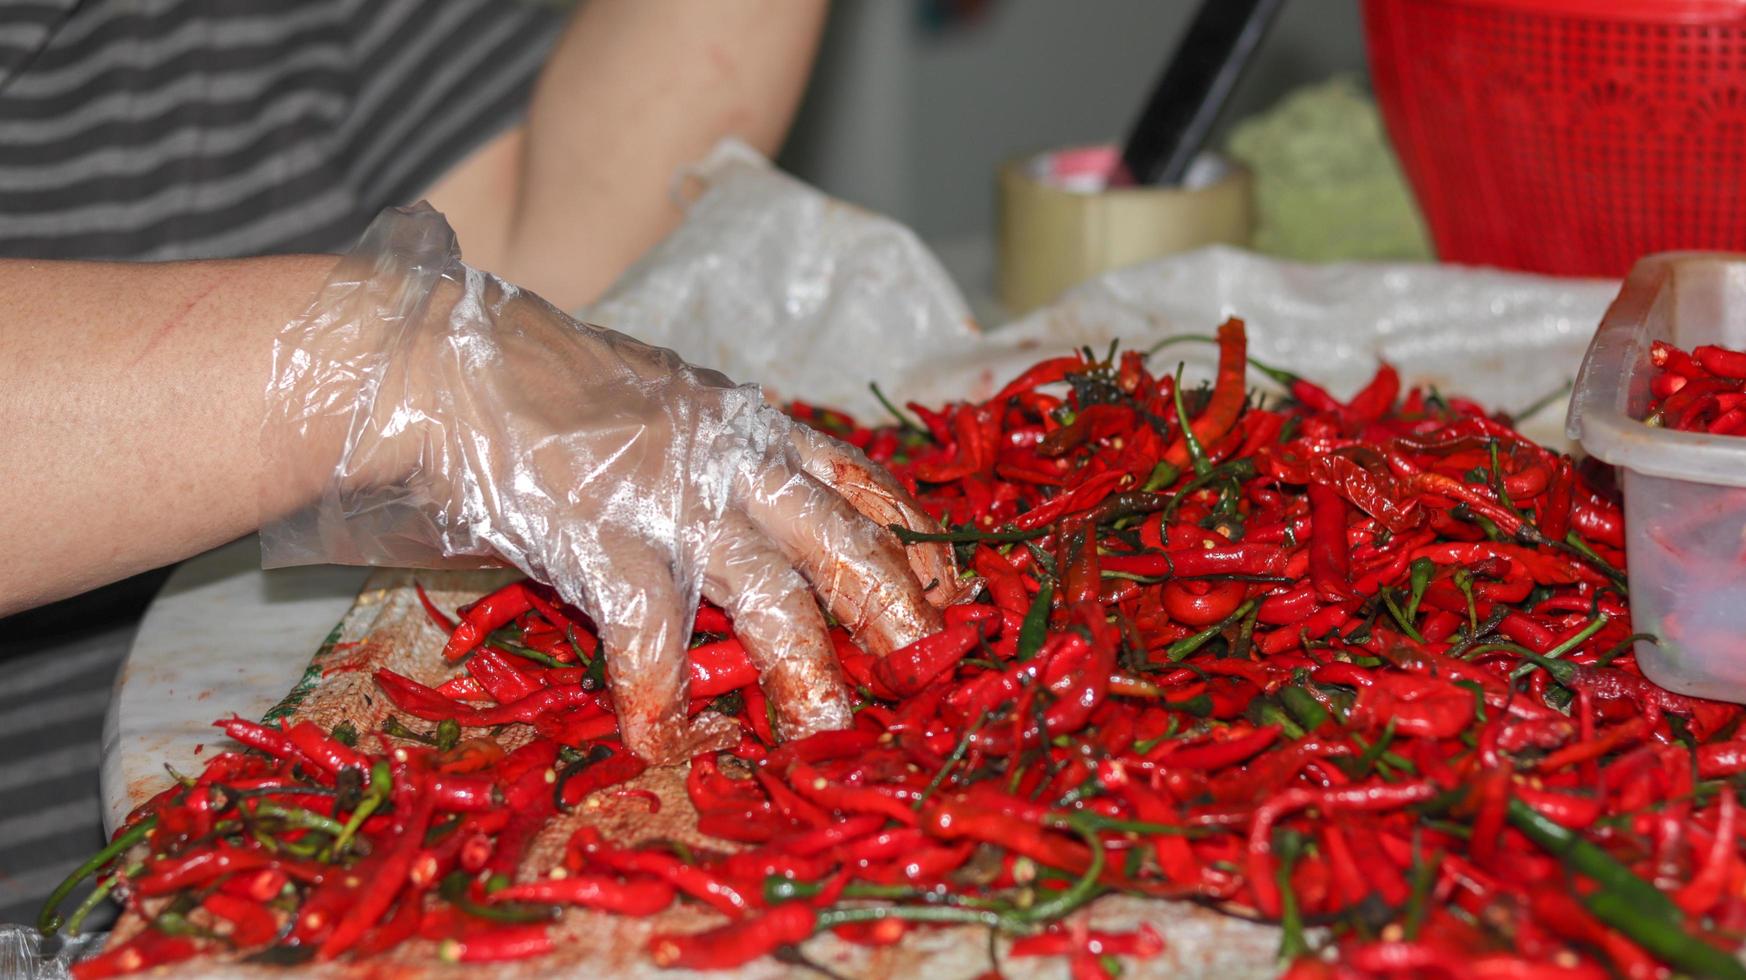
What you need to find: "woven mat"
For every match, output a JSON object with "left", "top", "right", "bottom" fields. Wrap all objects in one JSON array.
[{"left": 102, "top": 570, "right": 1282, "bottom": 978}]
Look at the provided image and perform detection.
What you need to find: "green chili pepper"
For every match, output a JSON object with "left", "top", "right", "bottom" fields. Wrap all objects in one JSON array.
[
  {"left": 914, "top": 715, "right": 988, "bottom": 811},
  {"left": 1141, "top": 461, "right": 1180, "bottom": 492},
  {"left": 1487, "top": 440, "right": 1524, "bottom": 517},
  {"left": 1258, "top": 702, "right": 1306, "bottom": 741},
  {"left": 253, "top": 801, "right": 348, "bottom": 837},
  {"left": 1402, "top": 840, "right": 1438, "bottom": 940},
  {"left": 1452, "top": 569, "right": 1478, "bottom": 634},
  {"left": 1280, "top": 686, "right": 1331, "bottom": 733},
  {"left": 1379, "top": 588, "right": 1426, "bottom": 644},
  {"left": 1353, "top": 720, "right": 1398, "bottom": 779},
  {"left": 888, "top": 523, "right": 1048, "bottom": 545},
  {"left": 1015, "top": 580, "right": 1054, "bottom": 662},
  {"left": 869, "top": 381, "right": 925, "bottom": 434},
  {"left": 1274, "top": 829, "right": 1310, "bottom": 961},
  {"left": 1161, "top": 459, "right": 1258, "bottom": 523},
  {"left": 63, "top": 860, "right": 141, "bottom": 936},
  {"left": 815, "top": 903, "right": 1030, "bottom": 934},
  {"left": 1405, "top": 557, "right": 1435, "bottom": 621},
  {"left": 1166, "top": 600, "right": 1256, "bottom": 661},
  {"left": 1564, "top": 531, "right": 1627, "bottom": 593},
  {"left": 439, "top": 872, "right": 559, "bottom": 924},
  {"left": 1171, "top": 364, "right": 1212, "bottom": 478},
  {"left": 381, "top": 716, "right": 435, "bottom": 744},
  {"left": 323, "top": 759, "right": 391, "bottom": 861},
  {"left": 1507, "top": 799, "right": 1682, "bottom": 924},
  {"left": 1595, "top": 632, "right": 1657, "bottom": 667},
  {"left": 38, "top": 815, "right": 156, "bottom": 935},
  {"left": 484, "top": 630, "right": 566, "bottom": 668},
  {"left": 1512, "top": 379, "right": 1573, "bottom": 424},
  {"left": 1509, "top": 614, "right": 1608, "bottom": 681},
  {"left": 1025, "top": 813, "right": 1106, "bottom": 922},
  {"left": 1581, "top": 888, "right": 1746, "bottom": 979}
]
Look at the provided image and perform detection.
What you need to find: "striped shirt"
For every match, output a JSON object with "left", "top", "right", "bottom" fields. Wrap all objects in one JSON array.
[
  {"left": 0, "top": 0, "right": 564, "bottom": 931},
  {"left": 0, "top": 0, "right": 565, "bottom": 260}
]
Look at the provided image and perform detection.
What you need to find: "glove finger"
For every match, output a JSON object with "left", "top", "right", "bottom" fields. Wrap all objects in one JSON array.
[
  {"left": 736, "top": 458, "right": 943, "bottom": 657},
  {"left": 787, "top": 423, "right": 972, "bottom": 610},
  {"left": 700, "top": 511, "right": 851, "bottom": 741},
  {"left": 587, "top": 531, "right": 694, "bottom": 765}
]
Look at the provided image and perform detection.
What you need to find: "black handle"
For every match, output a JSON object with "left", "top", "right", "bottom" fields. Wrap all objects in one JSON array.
[{"left": 1119, "top": 0, "right": 1287, "bottom": 187}]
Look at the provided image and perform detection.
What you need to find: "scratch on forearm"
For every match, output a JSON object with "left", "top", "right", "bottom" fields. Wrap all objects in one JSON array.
[{"left": 131, "top": 278, "right": 219, "bottom": 366}]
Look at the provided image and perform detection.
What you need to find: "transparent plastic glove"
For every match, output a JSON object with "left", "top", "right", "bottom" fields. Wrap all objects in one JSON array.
[{"left": 261, "top": 205, "right": 965, "bottom": 763}]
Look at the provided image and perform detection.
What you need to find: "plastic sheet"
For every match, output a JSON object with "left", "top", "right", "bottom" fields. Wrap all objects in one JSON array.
[
  {"left": 585, "top": 140, "right": 1621, "bottom": 452},
  {"left": 0, "top": 924, "right": 101, "bottom": 980},
  {"left": 259, "top": 203, "right": 961, "bottom": 764}
]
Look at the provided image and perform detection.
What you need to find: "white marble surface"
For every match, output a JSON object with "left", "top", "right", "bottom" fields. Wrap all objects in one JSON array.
[{"left": 99, "top": 537, "right": 369, "bottom": 836}]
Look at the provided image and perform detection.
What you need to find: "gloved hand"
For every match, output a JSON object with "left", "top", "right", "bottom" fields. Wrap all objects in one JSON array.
[{"left": 261, "top": 205, "right": 966, "bottom": 763}]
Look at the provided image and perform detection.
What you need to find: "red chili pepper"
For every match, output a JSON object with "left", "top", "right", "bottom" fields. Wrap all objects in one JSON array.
[
  {"left": 415, "top": 581, "right": 458, "bottom": 632},
  {"left": 439, "top": 924, "right": 554, "bottom": 963},
  {"left": 318, "top": 766, "right": 436, "bottom": 959},
  {"left": 349, "top": 889, "right": 426, "bottom": 960},
  {"left": 1008, "top": 923, "right": 1165, "bottom": 959},
  {"left": 649, "top": 903, "right": 817, "bottom": 969},
  {"left": 1694, "top": 344, "right": 1746, "bottom": 380},
  {"left": 465, "top": 685, "right": 602, "bottom": 727},
  {"left": 491, "top": 874, "right": 675, "bottom": 915},
  {"left": 740, "top": 681, "right": 778, "bottom": 745},
  {"left": 467, "top": 646, "right": 545, "bottom": 703},
  {"left": 590, "top": 848, "right": 756, "bottom": 918},
  {"left": 70, "top": 929, "right": 199, "bottom": 979},
  {"left": 993, "top": 354, "right": 1086, "bottom": 403},
  {"left": 436, "top": 675, "right": 492, "bottom": 702},
  {"left": 921, "top": 796, "right": 1152, "bottom": 894},
  {"left": 1306, "top": 482, "right": 1358, "bottom": 601},
  {"left": 1150, "top": 724, "right": 1280, "bottom": 769},
  {"left": 869, "top": 621, "right": 983, "bottom": 698},
  {"left": 429, "top": 774, "right": 500, "bottom": 812},
  {"left": 200, "top": 891, "right": 280, "bottom": 947},
  {"left": 1697, "top": 740, "right": 1746, "bottom": 778},
  {"left": 1160, "top": 318, "right": 1250, "bottom": 469},
  {"left": 216, "top": 716, "right": 306, "bottom": 766},
  {"left": 687, "top": 637, "right": 758, "bottom": 699},
  {"left": 1675, "top": 789, "right": 1737, "bottom": 917},
  {"left": 374, "top": 667, "right": 473, "bottom": 722},
  {"left": 443, "top": 581, "right": 534, "bottom": 661},
  {"left": 1160, "top": 578, "right": 1246, "bottom": 627},
  {"left": 1247, "top": 781, "right": 1436, "bottom": 916},
  {"left": 1343, "top": 361, "right": 1400, "bottom": 427},
  {"left": 786, "top": 761, "right": 919, "bottom": 826},
  {"left": 136, "top": 842, "right": 320, "bottom": 895}
]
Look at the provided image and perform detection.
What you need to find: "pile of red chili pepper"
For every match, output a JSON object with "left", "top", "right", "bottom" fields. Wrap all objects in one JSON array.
[
  {"left": 1646, "top": 339, "right": 1746, "bottom": 435},
  {"left": 45, "top": 319, "right": 1746, "bottom": 979}
]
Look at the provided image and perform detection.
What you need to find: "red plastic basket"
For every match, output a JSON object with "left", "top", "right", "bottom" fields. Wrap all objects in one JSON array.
[{"left": 1363, "top": 0, "right": 1746, "bottom": 277}]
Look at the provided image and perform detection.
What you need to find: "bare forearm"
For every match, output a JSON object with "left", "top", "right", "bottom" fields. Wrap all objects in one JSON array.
[
  {"left": 501, "top": 0, "right": 827, "bottom": 309},
  {"left": 0, "top": 255, "right": 336, "bottom": 614}
]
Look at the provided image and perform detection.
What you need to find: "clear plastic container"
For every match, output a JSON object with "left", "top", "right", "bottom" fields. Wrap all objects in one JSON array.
[{"left": 1567, "top": 252, "right": 1746, "bottom": 702}]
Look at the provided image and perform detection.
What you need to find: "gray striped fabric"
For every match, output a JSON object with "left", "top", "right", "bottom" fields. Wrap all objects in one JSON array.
[
  {"left": 0, "top": 571, "right": 168, "bottom": 931},
  {"left": 0, "top": 0, "right": 566, "bottom": 929},
  {"left": 0, "top": 0, "right": 564, "bottom": 260}
]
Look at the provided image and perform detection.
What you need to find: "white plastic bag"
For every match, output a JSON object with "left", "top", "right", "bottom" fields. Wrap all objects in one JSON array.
[
  {"left": 584, "top": 139, "right": 981, "bottom": 414},
  {"left": 584, "top": 140, "right": 1621, "bottom": 451},
  {"left": 0, "top": 924, "right": 101, "bottom": 980}
]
